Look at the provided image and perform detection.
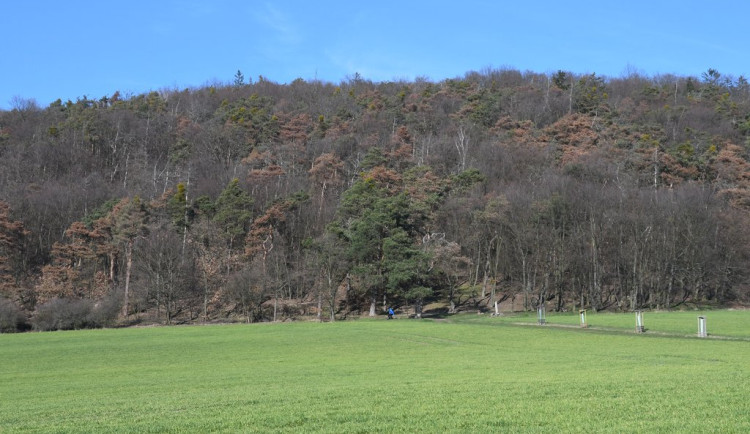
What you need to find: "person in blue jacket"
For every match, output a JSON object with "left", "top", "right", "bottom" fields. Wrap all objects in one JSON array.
[{"left": 387, "top": 307, "right": 395, "bottom": 320}]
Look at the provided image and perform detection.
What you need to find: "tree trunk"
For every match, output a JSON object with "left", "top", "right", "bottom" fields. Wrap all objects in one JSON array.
[
  {"left": 326, "top": 271, "right": 337, "bottom": 322},
  {"left": 203, "top": 283, "right": 208, "bottom": 324},
  {"left": 155, "top": 269, "right": 161, "bottom": 320},
  {"left": 344, "top": 273, "right": 351, "bottom": 317},
  {"left": 273, "top": 292, "right": 278, "bottom": 322},
  {"left": 122, "top": 240, "right": 133, "bottom": 318},
  {"left": 317, "top": 291, "right": 323, "bottom": 322},
  {"left": 481, "top": 236, "right": 495, "bottom": 301},
  {"left": 109, "top": 254, "right": 116, "bottom": 285}
]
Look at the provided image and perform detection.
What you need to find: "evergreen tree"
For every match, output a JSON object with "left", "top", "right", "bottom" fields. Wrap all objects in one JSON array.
[
  {"left": 233, "top": 70, "right": 245, "bottom": 86},
  {"left": 334, "top": 169, "right": 438, "bottom": 316},
  {"left": 111, "top": 197, "right": 148, "bottom": 317},
  {"left": 213, "top": 179, "right": 253, "bottom": 274}
]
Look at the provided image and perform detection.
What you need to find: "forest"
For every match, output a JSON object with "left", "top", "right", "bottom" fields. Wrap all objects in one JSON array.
[{"left": 1, "top": 67, "right": 749, "bottom": 331}]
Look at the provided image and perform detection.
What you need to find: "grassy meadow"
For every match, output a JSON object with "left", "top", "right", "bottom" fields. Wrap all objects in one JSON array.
[{"left": 1, "top": 311, "right": 749, "bottom": 433}]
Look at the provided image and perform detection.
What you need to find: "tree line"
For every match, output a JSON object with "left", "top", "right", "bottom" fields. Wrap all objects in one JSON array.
[{"left": 1, "top": 67, "right": 749, "bottom": 331}]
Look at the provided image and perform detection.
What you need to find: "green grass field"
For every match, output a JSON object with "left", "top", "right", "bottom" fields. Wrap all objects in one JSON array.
[{"left": 1, "top": 310, "right": 749, "bottom": 433}]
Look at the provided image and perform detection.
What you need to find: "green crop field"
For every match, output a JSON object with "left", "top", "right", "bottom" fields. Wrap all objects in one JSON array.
[{"left": 1, "top": 311, "right": 749, "bottom": 433}]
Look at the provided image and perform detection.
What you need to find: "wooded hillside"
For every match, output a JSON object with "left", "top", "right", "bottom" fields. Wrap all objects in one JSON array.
[{"left": 1, "top": 68, "right": 749, "bottom": 330}]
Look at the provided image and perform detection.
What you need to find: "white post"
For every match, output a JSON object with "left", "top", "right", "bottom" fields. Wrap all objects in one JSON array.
[
  {"left": 698, "top": 316, "right": 707, "bottom": 338},
  {"left": 635, "top": 311, "right": 644, "bottom": 333},
  {"left": 579, "top": 309, "right": 588, "bottom": 328},
  {"left": 494, "top": 301, "right": 499, "bottom": 316},
  {"left": 537, "top": 305, "right": 546, "bottom": 325}
]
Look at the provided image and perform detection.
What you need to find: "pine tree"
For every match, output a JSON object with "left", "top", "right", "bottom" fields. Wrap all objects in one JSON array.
[
  {"left": 213, "top": 179, "right": 253, "bottom": 274},
  {"left": 111, "top": 197, "right": 148, "bottom": 317}
]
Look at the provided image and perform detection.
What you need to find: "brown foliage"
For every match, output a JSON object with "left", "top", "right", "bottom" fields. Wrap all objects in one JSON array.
[
  {"left": 714, "top": 143, "right": 750, "bottom": 185},
  {"left": 659, "top": 152, "right": 700, "bottom": 185},
  {"left": 35, "top": 218, "right": 113, "bottom": 303},
  {"left": 491, "top": 116, "right": 536, "bottom": 141},
  {"left": 309, "top": 153, "right": 344, "bottom": 187},
  {"left": 544, "top": 114, "right": 599, "bottom": 166},
  {"left": 242, "top": 148, "right": 274, "bottom": 168},
  {"left": 248, "top": 164, "right": 286, "bottom": 182},
  {"left": 363, "top": 166, "right": 403, "bottom": 192},
  {"left": 245, "top": 201, "right": 289, "bottom": 259},
  {"left": 0, "top": 201, "right": 28, "bottom": 298},
  {"left": 405, "top": 168, "right": 447, "bottom": 204},
  {"left": 714, "top": 143, "right": 750, "bottom": 209},
  {"left": 279, "top": 113, "right": 313, "bottom": 144}
]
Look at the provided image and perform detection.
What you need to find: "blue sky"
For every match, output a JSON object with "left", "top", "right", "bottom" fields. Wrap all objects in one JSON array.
[{"left": 1, "top": 0, "right": 748, "bottom": 110}]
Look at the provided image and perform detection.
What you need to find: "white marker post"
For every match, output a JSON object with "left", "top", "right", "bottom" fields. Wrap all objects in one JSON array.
[
  {"left": 537, "top": 305, "right": 546, "bottom": 325},
  {"left": 579, "top": 309, "right": 588, "bottom": 328},
  {"left": 698, "top": 316, "right": 707, "bottom": 338},
  {"left": 635, "top": 310, "right": 644, "bottom": 333}
]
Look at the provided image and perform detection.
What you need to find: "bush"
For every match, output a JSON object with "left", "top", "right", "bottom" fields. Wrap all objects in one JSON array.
[
  {"left": 0, "top": 297, "right": 28, "bottom": 332},
  {"left": 32, "top": 295, "right": 123, "bottom": 331},
  {"left": 89, "top": 293, "right": 122, "bottom": 328},
  {"left": 33, "top": 298, "right": 94, "bottom": 331}
]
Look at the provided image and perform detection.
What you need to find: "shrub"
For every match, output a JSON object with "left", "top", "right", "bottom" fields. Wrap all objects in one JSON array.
[
  {"left": 89, "top": 293, "right": 122, "bottom": 328},
  {"left": 32, "top": 296, "right": 122, "bottom": 331},
  {"left": 0, "top": 297, "right": 28, "bottom": 332},
  {"left": 32, "top": 298, "right": 94, "bottom": 331}
]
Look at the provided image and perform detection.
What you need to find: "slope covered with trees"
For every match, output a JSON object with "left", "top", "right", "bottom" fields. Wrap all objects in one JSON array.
[{"left": 1, "top": 68, "right": 749, "bottom": 330}]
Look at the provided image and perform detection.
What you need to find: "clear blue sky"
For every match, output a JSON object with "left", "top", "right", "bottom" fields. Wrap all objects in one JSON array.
[{"left": 1, "top": 0, "right": 748, "bottom": 110}]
